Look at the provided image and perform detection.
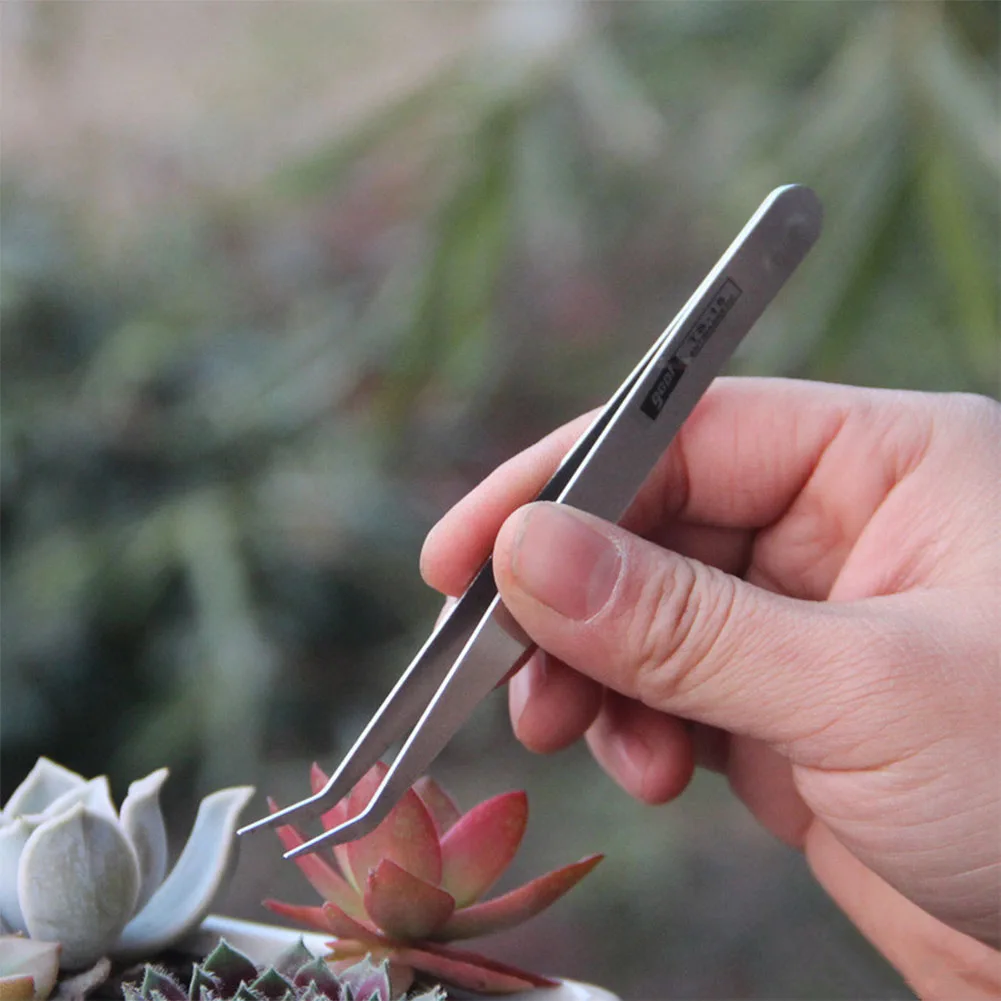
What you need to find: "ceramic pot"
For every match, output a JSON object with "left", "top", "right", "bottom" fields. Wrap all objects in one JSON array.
[{"left": 180, "top": 916, "right": 619, "bottom": 1001}]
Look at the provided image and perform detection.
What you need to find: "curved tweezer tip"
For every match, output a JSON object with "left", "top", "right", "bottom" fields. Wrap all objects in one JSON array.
[
  {"left": 237, "top": 788, "right": 329, "bottom": 836},
  {"left": 283, "top": 803, "right": 384, "bottom": 859}
]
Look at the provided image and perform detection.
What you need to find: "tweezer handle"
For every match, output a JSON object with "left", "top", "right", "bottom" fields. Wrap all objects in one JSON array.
[{"left": 554, "top": 184, "right": 822, "bottom": 524}]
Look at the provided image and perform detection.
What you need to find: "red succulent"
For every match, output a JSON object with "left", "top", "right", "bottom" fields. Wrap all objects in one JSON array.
[{"left": 264, "top": 764, "right": 602, "bottom": 994}]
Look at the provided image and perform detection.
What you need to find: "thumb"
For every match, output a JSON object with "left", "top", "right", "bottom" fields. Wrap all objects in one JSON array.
[{"left": 493, "top": 502, "right": 911, "bottom": 766}]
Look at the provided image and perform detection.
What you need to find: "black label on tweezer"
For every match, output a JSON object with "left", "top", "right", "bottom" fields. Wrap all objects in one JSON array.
[
  {"left": 678, "top": 277, "right": 742, "bottom": 361},
  {"left": 640, "top": 357, "right": 686, "bottom": 420}
]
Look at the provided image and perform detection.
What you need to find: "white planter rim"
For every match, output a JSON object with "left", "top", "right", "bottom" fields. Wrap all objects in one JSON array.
[{"left": 180, "top": 915, "right": 619, "bottom": 1001}]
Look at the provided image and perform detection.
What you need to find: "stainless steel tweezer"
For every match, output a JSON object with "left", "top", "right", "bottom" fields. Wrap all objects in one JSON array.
[{"left": 239, "top": 184, "right": 823, "bottom": 858}]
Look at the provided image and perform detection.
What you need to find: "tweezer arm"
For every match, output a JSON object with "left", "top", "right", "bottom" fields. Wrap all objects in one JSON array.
[{"left": 558, "top": 183, "right": 822, "bottom": 522}]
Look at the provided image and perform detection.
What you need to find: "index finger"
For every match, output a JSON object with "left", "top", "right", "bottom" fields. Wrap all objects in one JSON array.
[{"left": 419, "top": 377, "right": 865, "bottom": 596}]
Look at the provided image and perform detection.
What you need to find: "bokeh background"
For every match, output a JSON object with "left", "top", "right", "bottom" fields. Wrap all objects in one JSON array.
[{"left": 2, "top": 2, "right": 998, "bottom": 998}]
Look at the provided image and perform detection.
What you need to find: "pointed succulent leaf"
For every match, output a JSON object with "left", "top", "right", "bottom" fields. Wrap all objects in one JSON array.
[
  {"left": 119, "top": 769, "right": 169, "bottom": 914},
  {"left": 1, "top": 759, "right": 86, "bottom": 822},
  {"left": 199, "top": 940, "right": 258, "bottom": 995},
  {"left": 439, "top": 791, "right": 527, "bottom": 908},
  {"left": 0, "top": 822, "right": 32, "bottom": 933},
  {"left": 271, "top": 940, "right": 314, "bottom": 981},
  {"left": 290, "top": 958, "right": 342, "bottom": 998},
  {"left": 115, "top": 786, "right": 254, "bottom": 960},
  {"left": 295, "top": 985, "right": 320, "bottom": 1001},
  {"left": 433, "top": 853, "right": 603, "bottom": 941},
  {"left": 345, "top": 786, "right": 440, "bottom": 890},
  {"left": 337, "top": 957, "right": 390, "bottom": 1001},
  {"left": 406, "top": 988, "right": 446, "bottom": 1001},
  {"left": 189, "top": 965, "right": 217, "bottom": 1000},
  {"left": 19, "top": 801, "right": 141, "bottom": 969},
  {"left": 0, "top": 937, "right": 60, "bottom": 1001},
  {"left": 266, "top": 801, "right": 363, "bottom": 919},
  {"left": 412, "top": 779, "right": 460, "bottom": 838},
  {"left": 35, "top": 777, "right": 117, "bottom": 827},
  {"left": 363, "top": 860, "right": 455, "bottom": 941},
  {"left": 233, "top": 984, "right": 259, "bottom": 1001},
  {"left": 248, "top": 968, "right": 293, "bottom": 1001},
  {"left": 122, "top": 985, "right": 144, "bottom": 1001},
  {"left": 392, "top": 942, "right": 558, "bottom": 992},
  {"left": 262, "top": 900, "right": 381, "bottom": 945},
  {"left": 140, "top": 968, "right": 186, "bottom": 1001}
]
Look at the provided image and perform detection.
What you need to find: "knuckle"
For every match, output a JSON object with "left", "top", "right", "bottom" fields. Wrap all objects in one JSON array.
[{"left": 626, "top": 557, "right": 738, "bottom": 709}]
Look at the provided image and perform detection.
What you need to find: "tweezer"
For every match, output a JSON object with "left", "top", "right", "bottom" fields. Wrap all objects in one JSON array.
[{"left": 239, "top": 184, "right": 823, "bottom": 858}]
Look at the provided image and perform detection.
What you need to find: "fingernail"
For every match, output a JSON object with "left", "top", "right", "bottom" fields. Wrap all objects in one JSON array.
[
  {"left": 434, "top": 595, "right": 457, "bottom": 629},
  {"left": 510, "top": 653, "right": 548, "bottom": 730},
  {"left": 510, "top": 504, "right": 621, "bottom": 620},
  {"left": 614, "top": 731, "right": 651, "bottom": 790}
]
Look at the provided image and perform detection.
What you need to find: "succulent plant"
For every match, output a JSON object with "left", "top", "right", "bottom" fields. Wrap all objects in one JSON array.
[
  {"left": 265, "top": 764, "right": 602, "bottom": 994},
  {"left": 0, "top": 758, "right": 254, "bottom": 971},
  {"left": 122, "top": 937, "right": 443, "bottom": 1001},
  {"left": 0, "top": 936, "right": 60, "bottom": 1001}
]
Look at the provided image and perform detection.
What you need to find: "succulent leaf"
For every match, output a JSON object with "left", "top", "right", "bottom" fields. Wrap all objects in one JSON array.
[
  {"left": 115, "top": 786, "right": 254, "bottom": 960},
  {"left": 261, "top": 901, "right": 379, "bottom": 945},
  {"left": 188, "top": 966, "right": 217, "bottom": 999},
  {"left": 0, "top": 936, "right": 60, "bottom": 1001},
  {"left": 345, "top": 787, "right": 440, "bottom": 890},
  {"left": 388, "top": 944, "right": 555, "bottom": 993},
  {"left": 0, "top": 760, "right": 86, "bottom": 823},
  {"left": 434, "top": 853, "right": 604, "bottom": 941},
  {"left": 271, "top": 941, "right": 315, "bottom": 981},
  {"left": 336, "top": 957, "right": 390, "bottom": 1001},
  {"left": 18, "top": 802, "right": 141, "bottom": 969},
  {"left": 200, "top": 940, "right": 258, "bottom": 994},
  {"left": 140, "top": 968, "right": 186, "bottom": 1001},
  {"left": 411, "top": 780, "right": 460, "bottom": 838},
  {"left": 362, "top": 861, "right": 454, "bottom": 941},
  {"left": 260, "top": 902, "right": 334, "bottom": 938},
  {"left": 119, "top": 770, "right": 170, "bottom": 914},
  {"left": 265, "top": 803, "right": 362, "bottom": 920},
  {"left": 249, "top": 968, "right": 293, "bottom": 1000},
  {"left": 289, "top": 958, "right": 342, "bottom": 998},
  {"left": 438, "top": 791, "right": 527, "bottom": 908},
  {"left": 0, "top": 823, "right": 32, "bottom": 934}
]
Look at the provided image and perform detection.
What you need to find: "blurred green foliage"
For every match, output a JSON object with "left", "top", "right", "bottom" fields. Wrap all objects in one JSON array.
[{"left": 1, "top": 2, "right": 997, "bottom": 997}]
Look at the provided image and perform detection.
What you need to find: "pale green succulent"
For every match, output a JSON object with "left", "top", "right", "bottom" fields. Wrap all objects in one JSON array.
[{"left": 0, "top": 758, "right": 254, "bottom": 972}]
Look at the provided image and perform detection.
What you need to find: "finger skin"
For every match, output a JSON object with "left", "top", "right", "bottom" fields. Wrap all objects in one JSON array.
[
  {"left": 584, "top": 691, "right": 695, "bottom": 805},
  {"left": 509, "top": 652, "right": 603, "bottom": 754},
  {"left": 492, "top": 501, "right": 919, "bottom": 765},
  {"left": 806, "top": 823, "right": 1001, "bottom": 998},
  {"left": 422, "top": 377, "right": 902, "bottom": 602}
]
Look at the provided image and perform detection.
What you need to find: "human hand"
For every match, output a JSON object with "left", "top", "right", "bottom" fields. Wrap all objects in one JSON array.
[{"left": 420, "top": 378, "right": 1000, "bottom": 984}]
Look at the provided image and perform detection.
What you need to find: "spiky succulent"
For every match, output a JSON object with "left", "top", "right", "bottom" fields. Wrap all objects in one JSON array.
[
  {"left": 265, "top": 765, "right": 602, "bottom": 993},
  {"left": 122, "top": 938, "right": 441, "bottom": 1001},
  {"left": 0, "top": 758, "right": 253, "bottom": 970}
]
